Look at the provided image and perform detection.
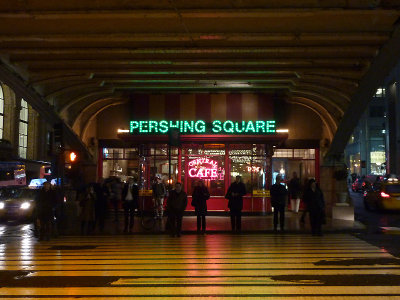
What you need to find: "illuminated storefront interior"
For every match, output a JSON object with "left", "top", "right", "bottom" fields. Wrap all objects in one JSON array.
[{"left": 100, "top": 142, "right": 317, "bottom": 212}]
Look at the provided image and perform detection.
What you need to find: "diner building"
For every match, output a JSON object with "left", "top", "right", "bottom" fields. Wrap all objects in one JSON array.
[{"left": 95, "top": 93, "right": 325, "bottom": 213}]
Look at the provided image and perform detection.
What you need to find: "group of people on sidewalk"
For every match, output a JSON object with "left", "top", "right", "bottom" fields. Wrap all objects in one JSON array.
[
  {"left": 271, "top": 173, "right": 325, "bottom": 236},
  {"left": 34, "top": 172, "right": 325, "bottom": 240},
  {"left": 170, "top": 173, "right": 326, "bottom": 237}
]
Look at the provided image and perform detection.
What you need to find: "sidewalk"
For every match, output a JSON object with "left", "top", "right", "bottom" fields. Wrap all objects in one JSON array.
[{"left": 62, "top": 211, "right": 366, "bottom": 235}]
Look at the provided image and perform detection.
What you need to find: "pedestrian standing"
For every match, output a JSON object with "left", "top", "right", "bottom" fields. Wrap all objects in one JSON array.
[
  {"left": 270, "top": 175, "right": 288, "bottom": 233},
  {"left": 36, "top": 181, "right": 55, "bottom": 241},
  {"left": 122, "top": 177, "right": 139, "bottom": 234},
  {"left": 288, "top": 172, "right": 301, "bottom": 213},
  {"left": 110, "top": 177, "right": 122, "bottom": 222},
  {"left": 191, "top": 180, "right": 210, "bottom": 234},
  {"left": 166, "top": 182, "right": 187, "bottom": 237},
  {"left": 226, "top": 175, "right": 246, "bottom": 233},
  {"left": 303, "top": 179, "right": 325, "bottom": 236},
  {"left": 94, "top": 178, "right": 108, "bottom": 233},
  {"left": 80, "top": 185, "right": 96, "bottom": 235},
  {"left": 152, "top": 176, "right": 166, "bottom": 218},
  {"left": 52, "top": 184, "right": 64, "bottom": 237},
  {"left": 300, "top": 178, "right": 310, "bottom": 224}
]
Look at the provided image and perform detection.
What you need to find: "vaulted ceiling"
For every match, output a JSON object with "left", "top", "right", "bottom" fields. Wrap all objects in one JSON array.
[{"left": 1, "top": 0, "right": 400, "bottom": 149}]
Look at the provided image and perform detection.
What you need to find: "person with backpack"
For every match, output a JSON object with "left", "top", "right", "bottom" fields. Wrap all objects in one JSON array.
[
  {"left": 303, "top": 178, "right": 325, "bottom": 236},
  {"left": 191, "top": 180, "right": 210, "bottom": 234},
  {"left": 122, "top": 177, "right": 139, "bottom": 234},
  {"left": 152, "top": 175, "right": 166, "bottom": 218},
  {"left": 270, "top": 175, "right": 288, "bottom": 233},
  {"left": 226, "top": 176, "right": 246, "bottom": 233},
  {"left": 166, "top": 182, "right": 187, "bottom": 237}
]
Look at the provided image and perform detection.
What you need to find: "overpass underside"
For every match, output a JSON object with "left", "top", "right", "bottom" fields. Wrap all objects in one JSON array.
[{"left": 0, "top": 1, "right": 400, "bottom": 217}]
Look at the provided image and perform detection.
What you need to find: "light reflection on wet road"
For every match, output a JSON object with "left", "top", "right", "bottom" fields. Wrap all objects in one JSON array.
[
  {"left": 0, "top": 191, "right": 398, "bottom": 298},
  {"left": 0, "top": 231, "right": 399, "bottom": 298}
]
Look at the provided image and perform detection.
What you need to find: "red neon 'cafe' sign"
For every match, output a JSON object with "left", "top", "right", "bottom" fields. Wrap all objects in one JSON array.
[{"left": 188, "top": 158, "right": 218, "bottom": 179}]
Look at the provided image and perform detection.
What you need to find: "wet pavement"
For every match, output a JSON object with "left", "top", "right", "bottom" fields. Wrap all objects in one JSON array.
[
  {"left": 0, "top": 209, "right": 364, "bottom": 237},
  {"left": 350, "top": 189, "right": 400, "bottom": 258},
  {"left": 0, "top": 233, "right": 400, "bottom": 298},
  {"left": 0, "top": 191, "right": 399, "bottom": 298},
  {"left": 351, "top": 189, "right": 400, "bottom": 233}
]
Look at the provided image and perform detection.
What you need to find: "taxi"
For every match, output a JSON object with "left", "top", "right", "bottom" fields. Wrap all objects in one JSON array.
[{"left": 363, "top": 177, "right": 400, "bottom": 211}]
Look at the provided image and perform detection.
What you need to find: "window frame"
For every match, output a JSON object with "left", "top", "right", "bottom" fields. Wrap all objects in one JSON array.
[{"left": 18, "top": 98, "right": 28, "bottom": 159}]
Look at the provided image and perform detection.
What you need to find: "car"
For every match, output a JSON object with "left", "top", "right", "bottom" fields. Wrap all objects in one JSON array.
[
  {"left": 0, "top": 188, "right": 39, "bottom": 222},
  {"left": 352, "top": 178, "right": 372, "bottom": 193},
  {"left": 363, "top": 178, "right": 400, "bottom": 211}
]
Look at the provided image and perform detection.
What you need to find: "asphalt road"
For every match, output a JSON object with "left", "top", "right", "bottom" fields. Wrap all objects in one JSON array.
[
  {"left": 350, "top": 188, "right": 400, "bottom": 231},
  {"left": 1, "top": 189, "right": 400, "bottom": 259},
  {"left": 350, "top": 188, "right": 400, "bottom": 257},
  {"left": 1, "top": 234, "right": 400, "bottom": 299}
]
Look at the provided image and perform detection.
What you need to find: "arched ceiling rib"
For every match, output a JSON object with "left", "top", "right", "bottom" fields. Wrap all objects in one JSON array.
[
  {"left": 290, "top": 90, "right": 344, "bottom": 120},
  {"left": 0, "top": 0, "right": 399, "bottom": 138},
  {"left": 59, "top": 90, "right": 116, "bottom": 117},
  {"left": 78, "top": 100, "right": 127, "bottom": 140},
  {"left": 289, "top": 97, "right": 337, "bottom": 140}
]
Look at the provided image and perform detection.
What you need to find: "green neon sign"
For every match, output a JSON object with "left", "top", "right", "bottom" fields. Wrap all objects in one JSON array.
[{"left": 129, "top": 120, "right": 276, "bottom": 134}]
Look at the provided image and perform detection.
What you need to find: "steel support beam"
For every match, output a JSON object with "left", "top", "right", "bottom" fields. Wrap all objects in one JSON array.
[{"left": 325, "top": 25, "right": 400, "bottom": 163}]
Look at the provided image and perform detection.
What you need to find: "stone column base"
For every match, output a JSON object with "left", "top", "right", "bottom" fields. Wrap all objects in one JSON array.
[{"left": 332, "top": 202, "right": 354, "bottom": 221}]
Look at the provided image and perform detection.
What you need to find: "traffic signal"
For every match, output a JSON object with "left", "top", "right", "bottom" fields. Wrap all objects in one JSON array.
[
  {"left": 69, "top": 151, "right": 77, "bottom": 162},
  {"left": 53, "top": 123, "right": 63, "bottom": 145},
  {"left": 168, "top": 128, "right": 181, "bottom": 147},
  {"left": 65, "top": 151, "right": 79, "bottom": 163}
]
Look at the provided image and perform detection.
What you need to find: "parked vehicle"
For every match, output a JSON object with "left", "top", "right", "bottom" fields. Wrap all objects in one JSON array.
[
  {"left": 0, "top": 188, "right": 39, "bottom": 222},
  {"left": 352, "top": 178, "right": 372, "bottom": 193},
  {"left": 363, "top": 178, "right": 400, "bottom": 211}
]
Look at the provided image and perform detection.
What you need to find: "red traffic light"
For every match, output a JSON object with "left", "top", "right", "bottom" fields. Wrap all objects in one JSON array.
[
  {"left": 69, "top": 152, "right": 77, "bottom": 162},
  {"left": 66, "top": 151, "right": 78, "bottom": 163}
]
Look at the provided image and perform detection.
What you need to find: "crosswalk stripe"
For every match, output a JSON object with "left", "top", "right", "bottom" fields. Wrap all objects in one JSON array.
[
  {"left": 26, "top": 269, "right": 400, "bottom": 276},
  {"left": 4, "top": 264, "right": 400, "bottom": 271},
  {"left": 0, "top": 234, "right": 399, "bottom": 299},
  {"left": 1, "top": 286, "right": 400, "bottom": 296}
]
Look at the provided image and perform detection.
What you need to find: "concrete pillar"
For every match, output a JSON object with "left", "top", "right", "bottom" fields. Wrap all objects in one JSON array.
[
  {"left": 319, "top": 165, "right": 336, "bottom": 218},
  {"left": 385, "top": 84, "right": 390, "bottom": 174},
  {"left": 321, "top": 154, "right": 354, "bottom": 220},
  {"left": 359, "top": 110, "right": 368, "bottom": 176},
  {"left": 386, "top": 82, "right": 400, "bottom": 174},
  {"left": 27, "top": 105, "right": 39, "bottom": 160},
  {"left": 36, "top": 116, "right": 47, "bottom": 161}
]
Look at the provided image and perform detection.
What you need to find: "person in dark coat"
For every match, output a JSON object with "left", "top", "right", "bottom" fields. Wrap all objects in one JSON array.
[
  {"left": 36, "top": 181, "right": 55, "bottom": 241},
  {"left": 300, "top": 177, "right": 310, "bottom": 224},
  {"left": 226, "top": 176, "right": 246, "bottom": 233},
  {"left": 270, "top": 175, "right": 288, "bottom": 233},
  {"left": 121, "top": 177, "right": 139, "bottom": 234},
  {"left": 152, "top": 176, "right": 166, "bottom": 218},
  {"left": 52, "top": 185, "right": 64, "bottom": 237},
  {"left": 191, "top": 180, "right": 210, "bottom": 234},
  {"left": 166, "top": 182, "right": 187, "bottom": 237},
  {"left": 80, "top": 185, "right": 96, "bottom": 235},
  {"left": 288, "top": 172, "right": 301, "bottom": 213},
  {"left": 303, "top": 179, "right": 325, "bottom": 236},
  {"left": 109, "top": 177, "right": 122, "bottom": 222},
  {"left": 93, "top": 178, "right": 108, "bottom": 233}
]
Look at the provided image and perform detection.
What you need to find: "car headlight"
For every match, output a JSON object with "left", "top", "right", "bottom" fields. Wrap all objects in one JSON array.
[
  {"left": 0, "top": 202, "right": 4, "bottom": 209},
  {"left": 20, "top": 202, "right": 31, "bottom": 210}
]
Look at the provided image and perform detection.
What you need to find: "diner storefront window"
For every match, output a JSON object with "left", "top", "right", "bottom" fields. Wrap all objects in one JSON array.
[
  {"left": 183, "top": 144, "right": 225, "bottom": 197},
  {"left": 101, "top": 143, "right": 317, "bottom": 212},
  {"left": 272, "top": 149, "right": 315, "bottom": 183}
]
